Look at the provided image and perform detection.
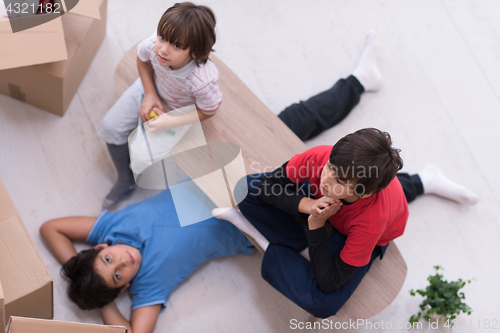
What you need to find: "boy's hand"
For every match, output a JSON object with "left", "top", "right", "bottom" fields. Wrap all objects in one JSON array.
[
  {"left": 139, "top": 93, "right": 165, "bottom": 123},
  {"left": 308, "top": 197, "right": 335, "bottom": 216},
  {"left": 308, "top": 199, "right": 343, "bottom": 230},
  {"left": 146, "top": 111, "right": 175, "bottom": 133}
]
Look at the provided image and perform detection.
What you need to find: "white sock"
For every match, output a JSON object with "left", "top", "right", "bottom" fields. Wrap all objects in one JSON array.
[
  {"left": 418, "top": 165, "right": 479, "bottom": 205},
  {"left": 212, "top": 208, "right": 270, "bottom": 251},
  {"left": 352, "top": 28, "right": 382, "bottom": 92}
]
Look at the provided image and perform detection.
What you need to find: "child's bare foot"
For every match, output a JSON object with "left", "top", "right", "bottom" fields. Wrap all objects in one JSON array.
[
  {"left": 353, "top": 28, "right": 382, "bottom": 92},
  {"left": 418, "top": 165, "right": 479, "bottom": 205},
  {"left": 212, "top": 208, "right": 269, "bottom": 251}
]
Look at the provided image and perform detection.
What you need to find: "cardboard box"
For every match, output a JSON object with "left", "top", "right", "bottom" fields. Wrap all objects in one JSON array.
[
  {"left": 5, "top": 317, "right": 127, "bottom": 333},
  {"left": 0, "top": 282, "right": 4, "bottom": 333},
  {"left": 0, "top": 179, "right": 53, "bottom": 326},
  {"left": 0, "top": 0, "right": 107, "bottom": 116}
]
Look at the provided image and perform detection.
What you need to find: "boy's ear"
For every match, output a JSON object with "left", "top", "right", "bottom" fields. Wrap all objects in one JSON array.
[
  {"left": 120, "top": 283, "right": 130, "bottom": 293},
  {"left": 93, "top": 243, "right": 108, "bottom": 250}
]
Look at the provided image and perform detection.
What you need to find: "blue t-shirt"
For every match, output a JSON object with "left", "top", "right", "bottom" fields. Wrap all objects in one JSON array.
[{"left": 86, "top": 188, "right": 254, "bottom": 310}]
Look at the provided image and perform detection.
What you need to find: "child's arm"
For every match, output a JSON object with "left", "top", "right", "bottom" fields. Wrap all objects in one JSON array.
[
  {"left": 146, "top": 72, "right": 222, "bottom": 133},
  {"left": 257, "top": 162, "right": 335, "bottom": 217},
  {"left": 146, "top": 106, "right": 214, "bottom": 133},
  {"left": 299, "top": 196, "right": 335, "bottom": 215},
  {"left": 100, "top": 302, "right": 161, "bottom": 333},
  {"left": 304, "top": 202, "right": 358, "bottom": 292},
  {"left": 137, "top": 57, "right": 165, "bottom": 123},
  {"left": 39, "top": 216, "right": 97, "bottom": 264}
]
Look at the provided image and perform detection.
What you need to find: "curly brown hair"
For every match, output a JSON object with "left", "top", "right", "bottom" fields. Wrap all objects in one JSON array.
[{"left": 61, "top": 248, "right": 122, "bottom": 310}]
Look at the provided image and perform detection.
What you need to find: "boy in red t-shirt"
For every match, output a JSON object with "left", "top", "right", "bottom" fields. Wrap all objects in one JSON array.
[{"left": 214, "top": 128, "right": 478, "bottom": 318}]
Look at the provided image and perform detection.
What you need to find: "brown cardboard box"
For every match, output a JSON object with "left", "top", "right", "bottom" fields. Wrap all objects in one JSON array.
[
  {"left": 0, "top": 282, "right": 4, "bottom": 333},
  {"left": 0, "top": 179, "right": 53, "bottom": 326},
  {"left": 5, "top": 317, "right": 127, "bottom": 333},
  {"left": 0, "top": 0, "right": 107, "bottom": 116}
]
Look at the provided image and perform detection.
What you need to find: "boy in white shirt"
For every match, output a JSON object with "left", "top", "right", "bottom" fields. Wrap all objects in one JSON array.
[{"left": 98, "top": 2, "right": 222, "bottom": 208}]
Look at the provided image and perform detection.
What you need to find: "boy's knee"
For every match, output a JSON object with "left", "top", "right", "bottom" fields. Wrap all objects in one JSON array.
[
  {"left": 98, "top": 113, "right": 127, "bottom": 144},
  {"left": 305, "top": 298, "right": 341, "bottom": 319},
  {"left": 235, "top": 174, "right": 265, "bottom": 205},
  {"left": 299, "top": 286, "right": 348, "bottom": 319},
  {"left": 233, "top": 176, "right": 250, "bottom": 204},
  {"left": 99, "top": 113, "right": 116, "bottom": 136},
  {"left": 233, "top": 176, "right": 252, "bottom": 207},
  {"left": 309, "top": 307, "right": 337, "bottom": 319}
]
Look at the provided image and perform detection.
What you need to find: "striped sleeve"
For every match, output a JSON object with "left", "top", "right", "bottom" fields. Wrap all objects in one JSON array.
[
  {"left": 137, "top": 32, "right": 157, "bottom": 63},
  {"left": 192, "top": 78, "right": 223, "bottom": 114}
]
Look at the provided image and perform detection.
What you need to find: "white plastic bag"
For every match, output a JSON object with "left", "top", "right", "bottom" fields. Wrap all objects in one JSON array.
[{"left": 128, "top": 104, "right": 207, "bottom": 183}]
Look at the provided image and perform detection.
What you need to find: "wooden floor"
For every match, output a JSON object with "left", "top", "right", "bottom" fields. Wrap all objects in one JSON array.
[{"left": 1, "top": 0, "right": 499, "bottom": 332}]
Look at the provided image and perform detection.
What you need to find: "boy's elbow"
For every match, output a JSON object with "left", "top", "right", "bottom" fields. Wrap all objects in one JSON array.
[
  {"left": 202, "top": 111, "right": 216, "bottom": 120},
  {"left": 196, "top": 108, "right": 216, "bottom": 121},
  {"left": 317, "top": 282, "right": 335, "bottom": 293},
  {"left": 39, "top": 220, "right": 56, "bottom": 241},
  {"left": 39, "top": 221, "right": 50, "bottom": 238},
  {"left": 316, "top": 276, "right": 341, "bottom": 293}
]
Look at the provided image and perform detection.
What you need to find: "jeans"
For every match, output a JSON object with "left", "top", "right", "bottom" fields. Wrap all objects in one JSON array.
[{"left": 237, "top": 172, "right": 422, "bottom": 318}]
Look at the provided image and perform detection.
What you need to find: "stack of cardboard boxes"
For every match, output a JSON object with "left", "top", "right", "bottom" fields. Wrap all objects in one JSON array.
[
  {"left": 0, "top": 1, "right": 127, "bottom": 332},
  {"left": 0, "top": 179, "right": 125, "bottom": 332},
  {"left": 0, "top": 179, "right": 126, "bottom": 333},
  {"left": 0, "top": 179, "right": 53, "bottom": 326},
  {"left": 5, "top": 317, "right": 127, "bottom": 333},
  {"left": 0, "top": 0, "right": 107, "bottom": 116}
]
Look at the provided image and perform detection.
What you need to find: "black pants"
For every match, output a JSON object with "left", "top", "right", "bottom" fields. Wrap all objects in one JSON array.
[
  {"left": 278, "top": 75, "right": 364, "bottom": 141},
  {"left": 397, "top": 173, "right": 424, "bottom": 203}
]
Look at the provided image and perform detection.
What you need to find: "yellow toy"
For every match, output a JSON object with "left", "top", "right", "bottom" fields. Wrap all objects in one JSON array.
[{"left": 148, "top": 109, "right": 159, "bottom": 119}]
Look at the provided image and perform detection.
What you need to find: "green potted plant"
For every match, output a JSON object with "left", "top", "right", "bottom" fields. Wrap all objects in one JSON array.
[{"left": 409, "top": 266, "right": 473, "bottom": 326}]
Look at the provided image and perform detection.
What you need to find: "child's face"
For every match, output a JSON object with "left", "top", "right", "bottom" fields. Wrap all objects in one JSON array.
[
  {"left": 154, "top": 36, "right": 193, "bottom": 70},
  {"left": 320, "top": 162, "right": 359, "bottom": 200},
  {"left": 94, "top": 244, "right": 142, "bottom": 289}
]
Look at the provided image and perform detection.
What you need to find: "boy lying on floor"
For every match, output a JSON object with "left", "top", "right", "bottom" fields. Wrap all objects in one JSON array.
[{"left": 40, "top": 185, "right": 254, "bottom": 333}]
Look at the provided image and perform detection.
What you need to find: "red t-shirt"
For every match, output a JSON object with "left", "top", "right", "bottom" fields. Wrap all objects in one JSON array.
[{"left": 286, "top": 145, "right": 409, "bottom": 267}]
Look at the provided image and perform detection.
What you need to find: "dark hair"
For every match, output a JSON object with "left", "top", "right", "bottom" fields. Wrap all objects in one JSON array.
[
  {"left": 61, "top": 248, "right": 122, "bottom": 310},
  {"left": 157, "top": 2, "right": 216, "bottom": 66},
  {"left": 329, "top": 128, "right": 403, "bottom": 196}
]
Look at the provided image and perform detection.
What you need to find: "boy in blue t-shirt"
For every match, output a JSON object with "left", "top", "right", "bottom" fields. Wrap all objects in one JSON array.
[{"left": 40, "top": 187, "right": 253, "bottom": 332}]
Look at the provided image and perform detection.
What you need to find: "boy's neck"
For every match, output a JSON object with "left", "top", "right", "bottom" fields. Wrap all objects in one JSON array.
[
  {"left": 170, "top": 58, "right": 193, "bottom": 71},
  {"left": 342, "top": 194, "right": 360, "bottom": 204}
]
